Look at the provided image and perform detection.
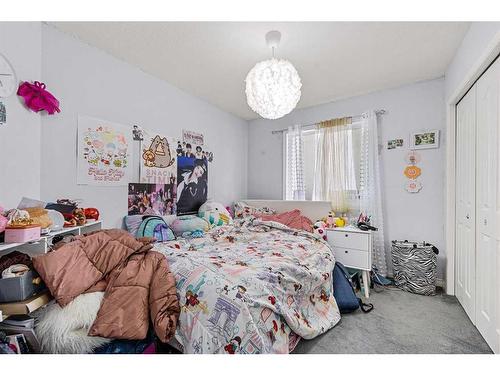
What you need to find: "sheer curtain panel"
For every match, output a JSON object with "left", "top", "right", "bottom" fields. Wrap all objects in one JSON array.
[{"left": 285, "top": 125, "right": 306, "bottom": 200}]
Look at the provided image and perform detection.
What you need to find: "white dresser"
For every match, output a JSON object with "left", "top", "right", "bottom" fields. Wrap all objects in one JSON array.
[{"left": 326, "top": 226, "right": 373, "bottom": 298}]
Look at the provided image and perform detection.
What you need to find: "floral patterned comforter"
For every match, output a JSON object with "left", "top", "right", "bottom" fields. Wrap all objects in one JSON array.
[{"left": 153, "top": 218, "right": 340, "bottom": 354}]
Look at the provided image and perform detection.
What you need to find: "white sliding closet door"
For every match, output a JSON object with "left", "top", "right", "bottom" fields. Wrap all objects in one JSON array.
[
  {"left": 455, "top": 86, "right": 477, "bottom": 323},
  {"left": 475, "top": 58, "right": 500, "bottom": 353}
]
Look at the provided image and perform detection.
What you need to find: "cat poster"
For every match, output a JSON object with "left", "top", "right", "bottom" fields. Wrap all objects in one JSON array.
[
  {"left": 77, "top": 115, "right": 133, "bottom": 186},
  {"left": 139, "top": 131, "right": 178, "bottom": 188}
]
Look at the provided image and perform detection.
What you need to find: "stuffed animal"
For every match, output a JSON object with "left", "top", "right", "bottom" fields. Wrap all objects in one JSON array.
[
  {"left": 170, "top": 215, "right": 210, "bottom": 236},
  {"left": 326, "top": 211, "right": 335, "bottom": 228},
  {"left": 198, "top": 201, "right": 233, "bottom": 228},
  {"left": 313, "top": 220, "right": 327, "bottom": 241}
]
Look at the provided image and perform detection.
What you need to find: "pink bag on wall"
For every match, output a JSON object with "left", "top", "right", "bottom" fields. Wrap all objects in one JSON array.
[{"left": 17, "top": 81, "right": 60, "bottom": 115}]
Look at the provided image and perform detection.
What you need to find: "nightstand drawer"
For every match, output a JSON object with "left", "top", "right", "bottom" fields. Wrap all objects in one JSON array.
[
  {"left": 333, "top": 247, "right": 370, "bottom": 270},
  {"left": 327, "top": 230, "right": 369, "bottom": 251}
]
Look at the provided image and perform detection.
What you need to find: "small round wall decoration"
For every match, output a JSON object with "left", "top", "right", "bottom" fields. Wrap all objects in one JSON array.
[
  {"left": 0, "top": 53, "right": 17, "bottom": 98},
  {"left": 404, "top": 165, "right": 421, "bottom": 179},
  {"left": 405, "top": 151, "right": 421, "bottom": 165},
  {"left": 405, "top": 180, "right": 423, "bottom": 193}
]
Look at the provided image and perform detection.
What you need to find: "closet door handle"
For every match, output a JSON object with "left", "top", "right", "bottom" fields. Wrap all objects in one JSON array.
[{"left": 466, "top": 214, "right": 470, "bottom": 220}]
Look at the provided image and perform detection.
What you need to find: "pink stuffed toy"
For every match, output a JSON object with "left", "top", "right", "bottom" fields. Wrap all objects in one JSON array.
[{"left": 17, "top": 81, "right": 60, "bottom": 115}]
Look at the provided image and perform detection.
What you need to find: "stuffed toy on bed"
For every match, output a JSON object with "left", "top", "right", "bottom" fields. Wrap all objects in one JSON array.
[
  {"left": 313, "top": 220, "right": 328, "bottom": 241},
  {"left": 198, "top": 201, "right": 233, "bottom": 228},
  {"left": 170, "top": 215, "right": 210, "bottom": 236}
]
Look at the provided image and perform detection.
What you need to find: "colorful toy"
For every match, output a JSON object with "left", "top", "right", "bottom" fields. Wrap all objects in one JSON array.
[
  {"left": 312, "top": 221, "right": 327, "bottom": 241},
  {"left": 334, "top": 217, "right": 345, "bottom": 227},
  {"left": 198, "top": 201, "right": 233, "bottom": 228},
  {"left": 326, "top": 211, "right": 335, "bottom": 228},
  {"left": 170, "top": 215, "right": 209, "bottom": 236}
]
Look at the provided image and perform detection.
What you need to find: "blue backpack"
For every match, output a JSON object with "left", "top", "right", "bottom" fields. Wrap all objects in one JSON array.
[
  {"left": 136, "top": 216, "right": 175, "bottom": 242},
  {"left": 332, "top": 262, "right": 373, "bottom": 314}
]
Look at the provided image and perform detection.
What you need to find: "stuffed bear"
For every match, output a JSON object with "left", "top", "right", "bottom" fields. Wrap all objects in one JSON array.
[{"left": 198, "top": 201, "right": 233, "bottom": 228}]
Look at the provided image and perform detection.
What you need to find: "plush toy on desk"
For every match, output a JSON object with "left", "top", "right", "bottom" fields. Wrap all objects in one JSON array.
[
  {"left": 198, "top": 201, "right": 233, "bottom": 228},
  {"left": 313, "top": 221, "right": 328, "bottom": 241}
]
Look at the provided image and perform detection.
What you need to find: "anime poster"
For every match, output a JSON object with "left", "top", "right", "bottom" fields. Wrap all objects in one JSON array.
[
  {"left": 176, "top": 156, "right": 208, "bottom": 215},
  {"left": 128, "top": 183, "right": 176, "bottom": 216},
  {"left": 140, "top": 131, "right": 178, "bottom": 187},
  {"left": 77, "top": 116, "right": 133, "bottom": 186}
]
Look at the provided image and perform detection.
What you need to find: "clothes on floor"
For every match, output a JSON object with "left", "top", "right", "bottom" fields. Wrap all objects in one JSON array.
[{"left": 32, "top": 229, "right": 180, "bottom": 343}]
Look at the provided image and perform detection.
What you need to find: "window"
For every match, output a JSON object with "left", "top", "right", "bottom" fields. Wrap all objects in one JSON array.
[{"left": 284, "top": 121, "right": 363, "bottom": 211}]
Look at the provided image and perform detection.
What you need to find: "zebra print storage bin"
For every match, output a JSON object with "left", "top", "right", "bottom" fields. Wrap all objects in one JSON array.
[{"left": 391, "top": 240, "right": 439, "bottom": 296}]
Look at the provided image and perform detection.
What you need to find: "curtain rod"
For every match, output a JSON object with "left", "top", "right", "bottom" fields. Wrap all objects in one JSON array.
[{"left": 271, "top": 109, "right": 386, "bottom": 134}]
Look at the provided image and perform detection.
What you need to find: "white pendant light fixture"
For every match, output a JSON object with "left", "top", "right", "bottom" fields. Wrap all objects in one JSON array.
[{"left": 245, "top": 30, "right": 302, "bottom": 120}]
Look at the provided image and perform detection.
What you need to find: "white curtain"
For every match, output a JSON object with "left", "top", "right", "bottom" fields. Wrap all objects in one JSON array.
[
  {"left": 359, "top": 111, "right": 388, "bottom": 275},
  {"left": 312, "top": 117, "right": 357, "bottom": 212},
  {"left": 285, "top": 125, "right": 305, "bottom": 200}
]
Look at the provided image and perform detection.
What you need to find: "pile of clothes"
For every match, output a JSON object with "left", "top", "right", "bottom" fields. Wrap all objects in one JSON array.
[{"left": 31, "top": 229, "right": 180, "bottom": 354}]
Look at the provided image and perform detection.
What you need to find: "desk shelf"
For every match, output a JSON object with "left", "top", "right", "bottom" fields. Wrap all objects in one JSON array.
[{"left": 0, "top": 221, "right": 102, "bottom": 257}]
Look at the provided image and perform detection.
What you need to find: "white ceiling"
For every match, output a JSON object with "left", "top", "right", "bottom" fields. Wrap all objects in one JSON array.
[{"left": 50, "top": 22, "right": 470, "bottom": 120}]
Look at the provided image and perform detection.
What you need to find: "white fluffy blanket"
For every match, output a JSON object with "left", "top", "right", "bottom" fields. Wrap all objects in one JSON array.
[{"left": 33, "top": 292, "right": 111, "bottom": 354}]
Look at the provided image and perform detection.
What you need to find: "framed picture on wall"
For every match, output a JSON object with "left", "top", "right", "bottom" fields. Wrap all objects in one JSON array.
[{"left": 409, "top": 130, "right": 440, "bottom": 150}]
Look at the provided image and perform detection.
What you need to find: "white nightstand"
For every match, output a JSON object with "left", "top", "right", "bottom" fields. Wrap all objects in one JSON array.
[{"left": 326, "top": 226, "right": 372, "bottom": 298}]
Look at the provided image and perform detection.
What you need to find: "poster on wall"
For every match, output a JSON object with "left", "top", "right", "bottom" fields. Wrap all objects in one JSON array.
[
  {"left": 182, "top": 129, "right": 204, "bottom": 146},
  {"left": 77, "top": 115, "right": 133, "bottom": 186},
  {"left": 176, "top": 156, "right": 208, "bottom": 215},
  {"left": 179, "top": 129, "right": 214, "bottom": 162},
  {"left": 128, "top": 183, "right": 176, "bottom": 216},
  {"left": 140, "top": 131, "right": 178, "bottom": 186}
]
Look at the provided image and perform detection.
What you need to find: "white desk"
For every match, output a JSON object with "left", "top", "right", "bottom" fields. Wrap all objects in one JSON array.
[{"left": 326, "top": 226, "right": 373, "bottom": 298}]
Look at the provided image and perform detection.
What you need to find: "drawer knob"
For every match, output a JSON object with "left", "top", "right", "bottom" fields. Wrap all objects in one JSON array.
[
  {"left": 345, "top": 234, "right": 348, "bottom": 237},
  {"left": 344, "top": 250, "right": 348, "bottom": 253}
]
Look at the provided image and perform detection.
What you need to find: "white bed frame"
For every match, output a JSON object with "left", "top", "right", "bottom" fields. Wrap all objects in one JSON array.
[{"left": 241, "top": 199, "right": 332, "bottom": 222}]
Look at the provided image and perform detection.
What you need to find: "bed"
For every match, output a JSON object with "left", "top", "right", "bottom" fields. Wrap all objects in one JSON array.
[{"left": 153, "top": 200, "right": 340, "bottom": 354}]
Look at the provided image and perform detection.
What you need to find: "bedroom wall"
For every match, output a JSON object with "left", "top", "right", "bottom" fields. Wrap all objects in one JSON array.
[
  {"left": 445, "top": 22, "right": 500, "bottom": 101},
  {"left": 247, "top": 78, "right": 446, "bottom": 279},
  {"left": 40, "top": 24, "right": 248, "bottom": 228},
  {"left": 0, "top": 22, "right": 42, "bottom": 209}
]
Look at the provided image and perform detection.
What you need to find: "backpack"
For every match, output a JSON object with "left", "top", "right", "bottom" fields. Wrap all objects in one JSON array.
[
  {"left": 332, "top": 262, "right": 373, "bottom": 314},
  {"left": 136, "top": 216, "right": 175, "bottom": 242}
]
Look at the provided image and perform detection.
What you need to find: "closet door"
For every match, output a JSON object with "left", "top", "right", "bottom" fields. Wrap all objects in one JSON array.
[
  {"left": 475, "top": 57, "right": 500, "bottom": 353},
  {"left": 455, "top": 86, "right": 477, "bottom": 323}
]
